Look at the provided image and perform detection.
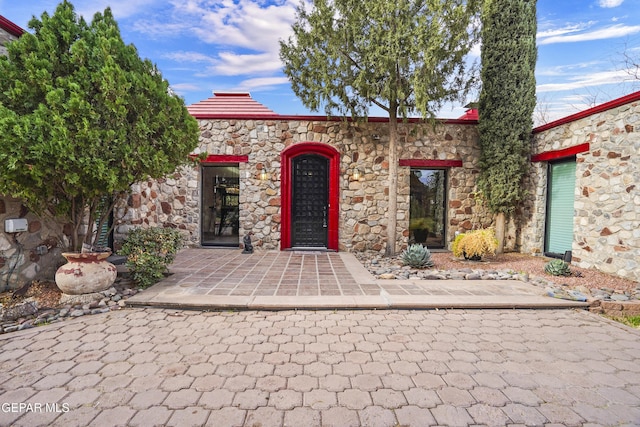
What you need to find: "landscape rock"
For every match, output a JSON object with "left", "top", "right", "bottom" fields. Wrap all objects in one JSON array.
[{"left": 1, "top": 275, "right": 140, "bottom": 334}]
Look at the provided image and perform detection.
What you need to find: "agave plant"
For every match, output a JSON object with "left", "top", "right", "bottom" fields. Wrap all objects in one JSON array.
[
  {"left": 401, "top": 244, "right": 434, "bottom": 269},
  {"left": 544, "top": 259, "right": 572, "bottom": 276}
]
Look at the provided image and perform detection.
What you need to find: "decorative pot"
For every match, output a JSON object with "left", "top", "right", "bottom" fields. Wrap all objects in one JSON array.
[{"left": 55, "top": 252, "right": 117, "bottom": 295}]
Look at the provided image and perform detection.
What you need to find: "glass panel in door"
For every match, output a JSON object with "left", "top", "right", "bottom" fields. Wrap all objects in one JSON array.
[
  {"left": 201, "top": 165, "right": 240, "bottom": 247},
  {"left": 291, "top": 154, "right": 329, "bottom": 248},
  {"left": 409, "top": 169, "right": 446, "bottom": 248}
]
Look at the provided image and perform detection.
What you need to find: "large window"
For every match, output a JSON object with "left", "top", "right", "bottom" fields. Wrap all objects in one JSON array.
[
  {"left": 201, "top": 165, "right": 240, "bottom": 247},
  {"left": 410, "top": 169, "right": 446, "bottom": 248}
]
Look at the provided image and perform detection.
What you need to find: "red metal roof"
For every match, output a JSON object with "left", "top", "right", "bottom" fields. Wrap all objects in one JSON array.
[
  {"left": 533, "top": 90, "right": 640, "bottom": 133},
  {"left": 457, "top": 108, "right": 478, "bottom": 121},
  {"left": 0, "top": 15, "right": 25, "bottom": 38},
  {"left": 187, "top": 92, "right": 478, "bottom": 125},
  {"left": 187, "top": 92, "right": 279, "bottom": 119}
]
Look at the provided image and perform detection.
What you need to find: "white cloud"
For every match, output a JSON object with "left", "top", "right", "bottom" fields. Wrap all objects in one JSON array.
[
  {"left": 538, "top": 24, "right": 640, "bottom": 44},
  {"left": 537, "top": 61, "right": 605, "bottom": 77},
  {"left": 166, "top": 51, "right": 216, "bottom": 64},
  {"left": 132, "top": 0, "right": 301, "bottom": 79},
  {"left": 599, "top": 0, "right": 624, "bottom": 8},
  {"left": 170, "top": 82, "right": 201, "bottom": 92},
  {"left": 165, "top": 50, "right": 282, "bottom": 76},
  {"left": 537, "top": 22, "right": 595, "bottom": 39},
  {"left": 235, "top": 76, "right": 290, "bottom": 91},
  {"left": 537, "top": 68, "right": 636, "bottom": 92},
  {"left": 213, "top": 51, "right": 283, "bottom": 75},
  {"left": 172, "top": 0, "right": 298, "bottom": 53}
]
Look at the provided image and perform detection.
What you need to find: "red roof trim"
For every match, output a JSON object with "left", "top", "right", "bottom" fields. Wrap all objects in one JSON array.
[
  {"left": 531, "top": 143, "right": 590, "bottom": 162},
  {"left": 199, "top": 155, "right": 249, "bottom": 163},
  {"left": 189, "top": 112, "right": 477, "bottom": 125},
  {"left": 399, "top": 159, "right": 463, "bottom": 168},
  {"left": 0, "top": 15, "right": 25, "bottom": 37},
  {"left": 533, "top": 91, "right": 640, "bottom": 133},
  {"left": 212, "top": 92, "right": 251, "bottom": 97}
]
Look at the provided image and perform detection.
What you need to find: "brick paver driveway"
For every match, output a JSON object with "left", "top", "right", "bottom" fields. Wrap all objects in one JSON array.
[{"left": 1, "top": 308, "right": 639, "bottom": 426}]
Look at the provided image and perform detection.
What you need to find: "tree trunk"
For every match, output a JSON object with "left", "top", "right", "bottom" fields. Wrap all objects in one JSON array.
[
  {"left": 495, "top": 212, "right": 505, "bottom": 254},
  {"left": 385, "top": 111, "right": 399, "bottom": 257}
]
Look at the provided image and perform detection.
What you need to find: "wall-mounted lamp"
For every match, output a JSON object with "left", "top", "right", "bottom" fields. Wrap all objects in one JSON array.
[
  {"left": 259, "top": 169, "right": 268, "bottom": 181},
  {"left": 352, "top": 168, "right": 361, "bottom": 181}
]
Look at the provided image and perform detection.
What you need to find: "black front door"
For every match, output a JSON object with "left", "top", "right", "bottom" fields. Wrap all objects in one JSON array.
[{"left": 291, "top": 154, "right": 329, "bottom": 248}]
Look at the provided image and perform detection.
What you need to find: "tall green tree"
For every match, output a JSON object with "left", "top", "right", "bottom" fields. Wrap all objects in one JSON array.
[
  {"left": 477, "top": 0, "right": 537, "bottom": 252},
  {"left": 280, "top": 0, "right": 480, "bottom": 256},
  {"left": 0, "top": 1, "right": 200, "bottom": 252}
]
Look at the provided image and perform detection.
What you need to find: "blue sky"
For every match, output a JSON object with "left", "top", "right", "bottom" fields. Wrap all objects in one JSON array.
[{"left": 1, "top": 0, "right": 640, "bottom": 124}]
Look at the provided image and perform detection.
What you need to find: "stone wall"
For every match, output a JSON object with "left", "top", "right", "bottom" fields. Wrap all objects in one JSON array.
[
  {"left": 118, "top": 118, "right": 487, "bottom": 253},
  {"left": 0, "top": 197, "right": 64, "bottom": 290},
  {"left": 113, "top": 168, "right": 201, "bottom": 247},
  {"left": 0, "top": 25, "right": 20, "bottom": 57},
  {"left": 522, "top": 97, "right": 640, "bottom": 282}
]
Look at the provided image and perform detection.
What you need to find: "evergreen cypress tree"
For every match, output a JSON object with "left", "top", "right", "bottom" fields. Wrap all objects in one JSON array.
[
  {"left": 0, "top": 1, "right": 199, "bottom": 251},
  {"left": 477, "top": 0, "right": 537, "bottom": 251}
]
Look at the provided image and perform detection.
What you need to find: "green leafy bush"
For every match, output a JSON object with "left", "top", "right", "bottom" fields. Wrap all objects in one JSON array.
[
  {"left": 120, "top": 228, "right": 183, "bottom": 288},
  {"left": 401, "top": 244, "right": 434, "bottom": 269}
]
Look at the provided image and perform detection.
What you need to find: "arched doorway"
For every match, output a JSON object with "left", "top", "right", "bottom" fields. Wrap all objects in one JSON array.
[{"left": 281, "top": 142, "right": 340, "bottom": 251}]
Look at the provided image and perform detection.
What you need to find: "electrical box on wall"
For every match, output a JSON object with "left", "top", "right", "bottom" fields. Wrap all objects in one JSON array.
[{"left": 4, "top": 218, "right": 28, "bottom": 233}]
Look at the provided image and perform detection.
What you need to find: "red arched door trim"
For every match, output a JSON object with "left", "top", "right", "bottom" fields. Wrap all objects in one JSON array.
[{"left": 280, "top": 142, "right": 340, "bottom": 251}]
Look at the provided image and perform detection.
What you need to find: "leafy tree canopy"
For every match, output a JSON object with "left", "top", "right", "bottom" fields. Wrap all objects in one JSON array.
[
  {"left": 280, "top": 0, "right": 480, "bottom": 120},
  {"left": 0, "top": 1, "right": 200, "bottom": 251}
]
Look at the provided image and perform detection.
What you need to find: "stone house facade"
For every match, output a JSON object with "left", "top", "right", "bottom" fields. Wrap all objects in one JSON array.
[
  {"left": 522, "top": 92, "right": 640, "bottom": 282},
  {"left": 1, "top": 14, "right": 638, "bottom": 288},
  {"left": 114, "top": 91, "right": 638, "bottom": 283},
  {"left": 114, "top": 93, "right": 489, "bottom": 255}
]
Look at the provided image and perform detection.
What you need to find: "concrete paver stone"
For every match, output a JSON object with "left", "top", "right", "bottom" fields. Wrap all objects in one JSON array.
[{"left": 1, "top": 296, "right": 640, "bottom": 427}]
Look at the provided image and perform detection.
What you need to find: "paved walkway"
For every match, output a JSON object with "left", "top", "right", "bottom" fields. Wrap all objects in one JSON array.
[
  {"left": 1, "top": 308, "right": 640, "bottom": 426},
  {"left": 126, "top": 249, "right": 588, "bottom": 310}
]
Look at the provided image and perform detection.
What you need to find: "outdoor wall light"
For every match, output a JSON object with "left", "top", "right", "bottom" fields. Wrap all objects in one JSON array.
[
  {"left": 352, "top": 168, "right": 361, "bottom": 181},
  {"left": 259, "top": 169, "right": 268, "bottom": 181}
]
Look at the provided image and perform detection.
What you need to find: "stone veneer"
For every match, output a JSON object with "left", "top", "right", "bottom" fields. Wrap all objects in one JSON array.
[
  {"left": 0, "top": 197, "right": 64, "bottom": 290},
  {"left": 522, "top": 98, "right": 640, "bottom": 282},
  {"left": 0, "top": 23, "right": 21, "bottom": 57},
  {"left": 115, "top": 118, "right": 489, "bottom": 253}
]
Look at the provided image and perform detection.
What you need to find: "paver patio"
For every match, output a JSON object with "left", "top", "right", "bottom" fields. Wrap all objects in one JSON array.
[
  {"left": 126, "top": 248, "right": 589, "bottom": 310},
  {"left": 1, "top": 308, "right": 639, "bottom": 426}
]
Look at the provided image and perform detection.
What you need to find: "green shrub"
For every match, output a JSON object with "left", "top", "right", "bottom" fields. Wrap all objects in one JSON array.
[
  {"left": 401, "top": 244, "right": 434, "bottom": 269},
  {"left": 120, "top": 227, "right": 183, "bottom": 288}
]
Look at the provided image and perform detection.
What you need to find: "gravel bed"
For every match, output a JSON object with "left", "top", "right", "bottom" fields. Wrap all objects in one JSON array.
[{"left": 356, "top": 251, "right": 640, "bottom": 302}]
